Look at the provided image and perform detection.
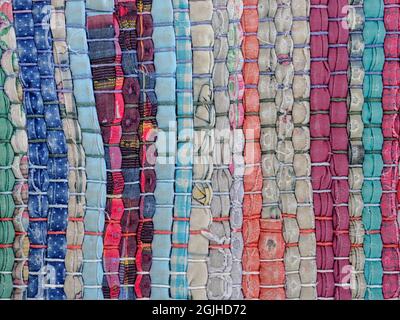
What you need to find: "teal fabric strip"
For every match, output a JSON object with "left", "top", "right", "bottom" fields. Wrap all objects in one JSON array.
[
  {"left": 362, "top": 0, "right": 385, "bottom": 300},
  {"left": 348, "top": 0, "right": 367, "bottom": 300}
]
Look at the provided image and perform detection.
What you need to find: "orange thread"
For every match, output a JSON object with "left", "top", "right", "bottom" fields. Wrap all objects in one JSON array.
[{"left": 317, "top": 242, "right": 333, "bottom": 247}]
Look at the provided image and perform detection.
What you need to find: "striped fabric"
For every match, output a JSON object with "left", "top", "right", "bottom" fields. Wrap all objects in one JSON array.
[
  {"left": 86, "top": 0, "right": 123, "bottom": 299},
  {"left": 171, "top": 0, "right": 193, "bottom": 300},
  {"left": 115, "top": 0, "right": 139, "bottom": 300},
  {"left": 136, "top": 0, "right": 156, "bottom": 299}
]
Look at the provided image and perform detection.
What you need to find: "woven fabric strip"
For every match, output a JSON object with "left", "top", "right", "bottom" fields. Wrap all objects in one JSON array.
[
  {"left": 136, "top": 0, "right": 156, "bottom": 299},
  {"left": 241, "top": 0, "right": 262, "bottom": 299},
  {"left": 36, "top": 0, "right": 69, "bottom": 300},
  {"left": 3, "top": 0, "right": 30, "bottom": 300},
  {"left": 115, "top": 0, "right": 139, "bottom": 300},
  {"left": 381, "top": 0, "right": 400, "bottom": 299},
  {"left": 0, "top": 2, "right": 16, "bottom": 299},
  {"left": 310, "top": 0, "right": 333, "bottom": 300},
  {"left": 188, "top": 0, "right": 214, "bottom": 300},
  {"left": 171, "top": 0, "right": 193, "bottom": 300},
  {"left": 207, "top": 0, "right": 232, "bottom": 300},
  {"left": 293, "top": 0, "right": 316, "bottom": 300},
  {"left": 50, "top": 0, "right": 86, "bottom": 300},
  {"left": 348, "top": 0, "right": 366, "bottom": 300},
  {"left": 13, "top": 0, "right": 50, "bottom": 299},
  {"left": 362, "top": 0, "right": 384, "bottom": 300},
  {"left": 151, "top": 0, "right": 176, "bottom": 300},
  {"left": 328, "top": 0, "right": 351, "bottom": 300},
  {"left": 66, "top": 0, "right": 106, "bottom": 300},
  {"left": 282, "top": 0, "right": 316, "bottom": 300},
  {"left": 227, "top": 0, "right": 244, "bottom": 300},
  {"left": 258, "top": 0, "right": 286, "bottom": 300},
  {"left": 28, "top": 0, "right": 68, "bottom": 300},
  {"left": 86, "top": 0, "right": 123, "bottom": 299}
]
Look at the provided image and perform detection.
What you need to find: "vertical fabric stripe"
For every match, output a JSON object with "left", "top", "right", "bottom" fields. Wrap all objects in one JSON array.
[
  {"left": 0, "top": 2, "right": 17, "bottom": 299},
  {"left": 227, "top": 0, "right": 244, "bottom": 300},
  {"left": 171, "top": 0, "right": 193, "bottom": 300},
  {"left": 208, "top": 0, "right": 232, "bottom": 300},
  {"left": 258, "top": 0, "right": 286, "bottom": 300},
  {"left": 14, "top": 0, "right": 49, "bottom": 299},
  {"left": 188, "top": 0, "right": 214, "bottom": 300},
  {"left": 66, "top": 0, "right": 107, "bottom": 300},
  {"left": 329, "top": 0, "right": 351, "bottom": 300},
  {"left": 362, "top": 0, "right": 384, "bottom": 300},
  {"left": 241, "top": 0, "right": 262, "bottom": 299},
  {"left": 136, "top": 0, "right": 156, "bottom": 299},
  {"left": 151, "top": 0, "right": 176, "bottom": 299},
  {"left": 4, "top": 0, "right": 30, "bottom": 300},
  {"left": 51, "top": 0, "right": 86, "bottom": 300},
  {"left": 348, "top": 0, "right": 367, "bottom": 300},
  {"left": 381, "top": 0, "right": 400, "bottom": 299},
  {"left": 115, "top": 0, "right": 140, "bottom": 300}
]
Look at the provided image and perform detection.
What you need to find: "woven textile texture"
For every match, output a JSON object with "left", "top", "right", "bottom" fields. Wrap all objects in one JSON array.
[
  {"left": 381, "top": 0, "right": 400, "bottom": 299},
  {"left": 348, "top": 0, "right": 366, "bottom": 300},
  {"left": 151, "top": 0, "right": 176, "bottom": 300},
  {"left": 362, "top": 0, "right": 384, "bottom": 300},
  {"left": 2, "top": 0, "right": 30, "bottom": 300},
  {"left": 310, "top": 0, "right": 333, "bottom": 299},
  {"left": 208, "top": 0, "right": 232, "bottom": 300},
  {"left": 171, "top": 0, "right": 193, "bottom": 300},
  {"left": 0, "top": 1, "right": 17, "bottom": 299},
  {"left": 86, "top": 0, "right": 122, "bottom": 299},
  {"left": 241, "top": 0, "right": 261, "bottom": 299},
  {"left": 228, "top": 0, "right": 244, "bottom": 300},
  {"left": 67, "top": 0, "right": 106, "bottom": 300},
  {"left": 51, "top": 0, "right": 85, "bottom": 300},
  {"left": 14, "top": 0, "right": 50, "bottom": 299},
  {"left": 188, "top": 0, "right": 214, "bottom": 300},
  {"left": 115, "top": 0, "right": 139, "bottom": 300},
  {"left": 3, "top": 0, "right": 400, "bottom": 300}
]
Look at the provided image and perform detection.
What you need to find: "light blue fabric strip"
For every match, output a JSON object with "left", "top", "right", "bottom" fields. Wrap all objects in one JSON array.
[
  {"left": 66, "top": 0, "right": 107, "bottom": 300},
  {"left": 152, "top": 0, "right": 177, "bottom": 300},
  {"left": 171, "top": 0, "right": 193, "bottom": 300}
]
